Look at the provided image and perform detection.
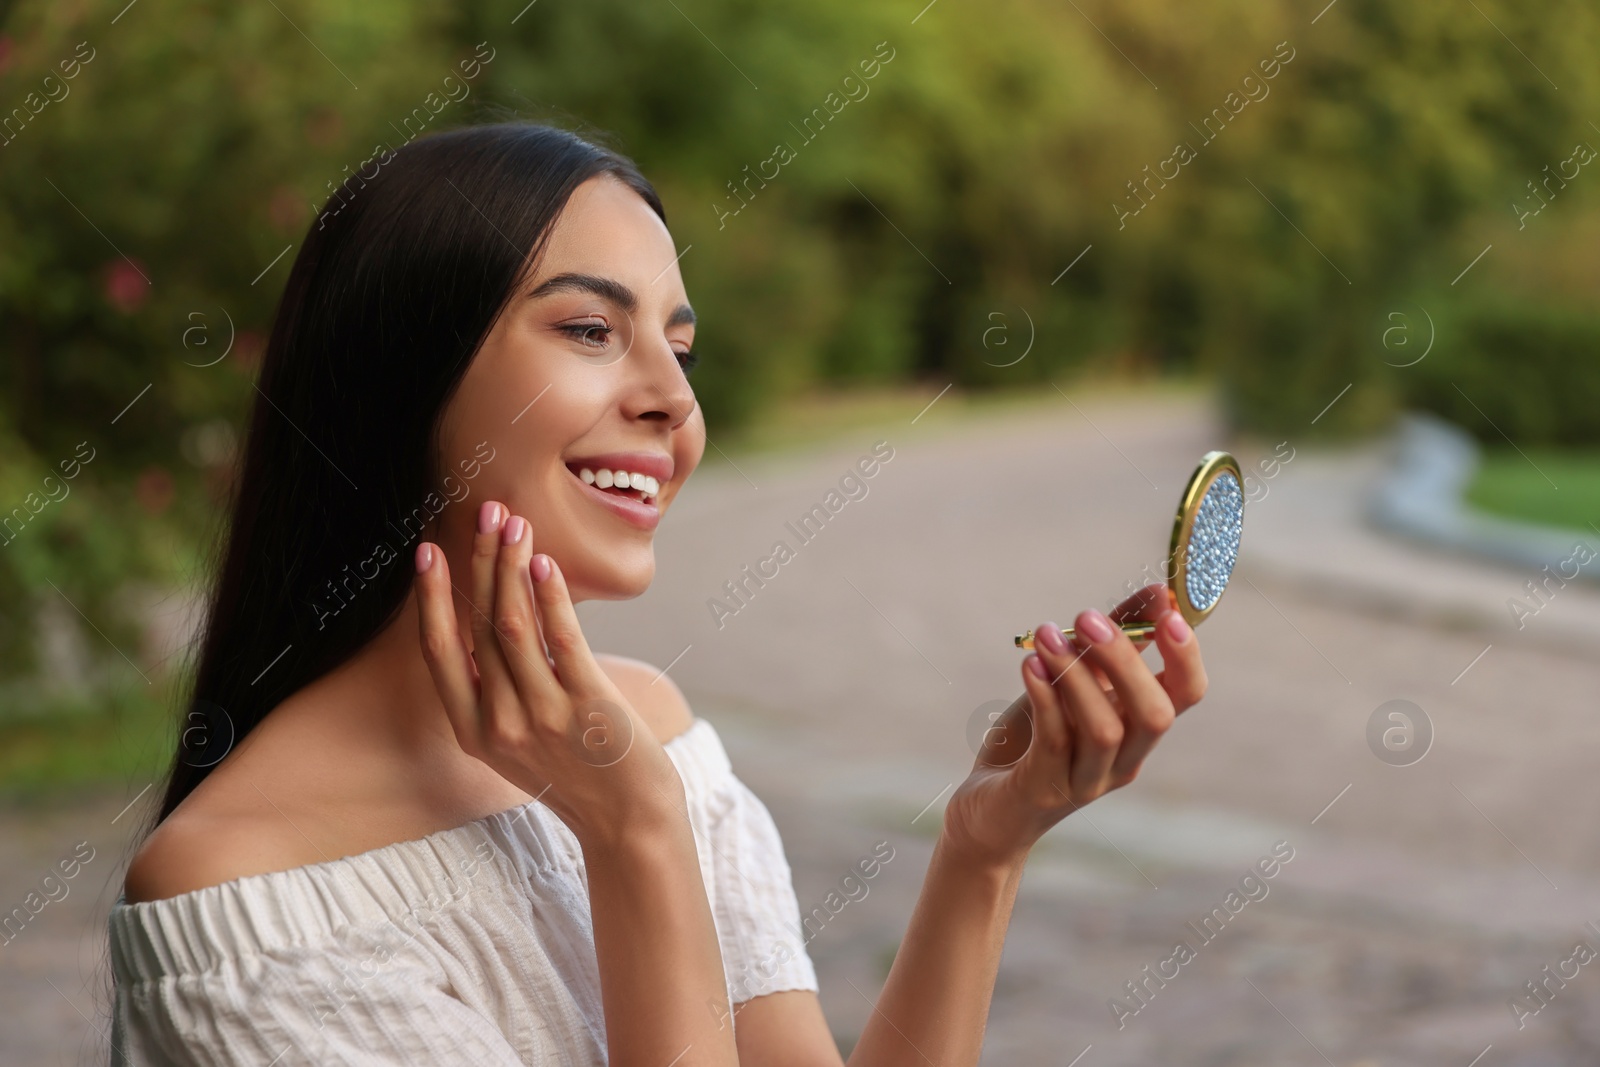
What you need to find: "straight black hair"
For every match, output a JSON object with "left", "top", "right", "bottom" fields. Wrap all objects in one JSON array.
[{"left": 148, "top": 120, "right": 665, "bottom": 825}]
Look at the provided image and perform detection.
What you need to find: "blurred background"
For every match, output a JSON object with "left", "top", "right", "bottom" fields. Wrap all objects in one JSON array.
[{"left": 4, "top": 0, "right": 1600, "bottom": 1062}]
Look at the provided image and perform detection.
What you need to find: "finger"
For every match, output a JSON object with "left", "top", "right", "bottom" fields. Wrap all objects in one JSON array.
[
  {"left": 1108, "top": 583, "right": 1174, "bottom": 624},
  {"left": 468, "top": 500, "right": 520, "bottom": 730},
  {"left": 1083, "top": 658, "right": 1114, "bottom": 694},
  {"left": 980, "top": 688, "right": 1037, "bottom": 769},
  {"left": 1151, "top": 608, "right": 1208, "bottom": 714},
  {"left": 1014, "top": 653, "right": 1070, "bottom": 798},
  {"left": 1109, "top": 582, "right": 1175, "bottom": 650},
  {"left": 528, "top": 551, "right": 609, "bottom": 695},
  {"left": 491, "top": 512, "right": 560, "bottom": 717},
  {"left": 1072, "top": 608, "right": 1175, "bottom": 785},
  {"left": 414, "top": 542, "right": 479, "bottom": 748},
  {"left": 1033, "top": 621, "right": 1122, "bottom": 790},
  {"left": 1017, "top": 654, "right": 1063, "bottom": 762}
]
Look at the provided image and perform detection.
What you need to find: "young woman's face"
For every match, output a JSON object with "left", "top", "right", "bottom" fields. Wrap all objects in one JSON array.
[{"left": 435, "top": 173, "right": 705, "bottom": 603}]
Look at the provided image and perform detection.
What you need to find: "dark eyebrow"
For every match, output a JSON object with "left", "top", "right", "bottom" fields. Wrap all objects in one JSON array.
[{"left": 525, "top": 271, "right": 695, "bottom": 328}]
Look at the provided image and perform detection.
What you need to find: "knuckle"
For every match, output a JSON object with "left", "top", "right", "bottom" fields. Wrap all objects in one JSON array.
[
  {"left": 468, "top": 605, "right": 496, "bottom": 635},
  {"left": 543, "top": 627, "right": 581, "bottom": 658},
  {"left": 420, "top": 630, "right": 454, "bottom": 664},
  {"left": 1085, "top": 720, "right": 1123, "bottom": 750},
  {"left": 493, "top": 609, "right": 529, "bottom": 642},
  {"left": 482, "top": 715, "right": 530, "bottom": 752},
  {"left": 540, "top": 715, "right": 577, "bottom": 750},
  {"left": 1142, "top": 698, "right": 1177, "bottom": 735}
]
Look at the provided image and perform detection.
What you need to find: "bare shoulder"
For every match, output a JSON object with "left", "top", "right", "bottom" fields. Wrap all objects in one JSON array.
[
  {"left": 595, "top": 652, "right": 696, "bottom": 745},
  {"left": 122, "top": 708, "right": 403, "bottom": 905},
  {"left": 122, "top": 790, "right": 321, "bottom": 905},
  {"left": 124, "top": 659, "right": 692, "bottom": 905}
]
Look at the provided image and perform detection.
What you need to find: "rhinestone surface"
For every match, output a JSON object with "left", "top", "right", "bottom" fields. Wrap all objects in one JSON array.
[{"left": 1183, "top": 471, "right": 1243, "bottom": 613}]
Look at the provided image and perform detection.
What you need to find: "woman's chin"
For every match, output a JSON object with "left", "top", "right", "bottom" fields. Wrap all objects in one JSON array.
[{"left": 566, "top": 556, "right": 655, "bottom": 602}]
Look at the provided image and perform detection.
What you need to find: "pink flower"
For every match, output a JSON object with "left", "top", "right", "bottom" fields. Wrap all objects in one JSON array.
[
  {"left": 269, "top": 186, "right": 306, "bottom": 235},
  {"left": 305, "top": 108, "right": 343, "bottom": 148},
  {"left": 233, "top": 330, "right": 265, "bottom": 371},
  {"left": 103, "top": 259, "right": 150, "bottom": 313},
  {"left": 136, "top": 466, "right": 175, "bottom": 515}
]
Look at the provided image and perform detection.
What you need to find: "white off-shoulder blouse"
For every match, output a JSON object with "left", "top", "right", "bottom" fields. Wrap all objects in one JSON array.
[{"left": 107, "top": 717, "right": 819, "bottom": 1065}]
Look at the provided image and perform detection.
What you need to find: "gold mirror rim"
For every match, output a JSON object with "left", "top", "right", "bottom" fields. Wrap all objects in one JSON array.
[{"left": 1167, "top": 450, "right": 1243, "bottom": 629}]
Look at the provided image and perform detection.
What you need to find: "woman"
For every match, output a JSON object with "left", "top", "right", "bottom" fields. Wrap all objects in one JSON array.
[{"left": 111, "top": 120, "right": 1208, "bottom": 1065}]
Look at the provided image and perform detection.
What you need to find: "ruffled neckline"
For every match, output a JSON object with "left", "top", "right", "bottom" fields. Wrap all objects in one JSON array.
[{"left": 109, "top": 716, "right": 728, "bottom": 982}]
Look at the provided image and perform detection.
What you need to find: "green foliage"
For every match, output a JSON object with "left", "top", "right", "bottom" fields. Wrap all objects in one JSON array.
[
  {"left": 0, "top": 1, "right": 462, "bottom": 687},
  {"left": 1401, "top": 200, "right": 1600, "bottom": 448},
  {"left": 1407, "top": 297, "right": 1600, "bottom": 447},
  {"left": 0, "top": 676, "right": 175, "bottom": 799},
  {"left": 4, "top": 0, "right": 1600, "bottom": 757},
  {"left": 461, "top": 0, "right": 1600, "bottom": 439}
]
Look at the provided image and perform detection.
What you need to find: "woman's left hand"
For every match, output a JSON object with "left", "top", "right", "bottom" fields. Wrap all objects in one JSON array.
[{"left": 940, "top": 583, "right": 1209, "bottom": 870}]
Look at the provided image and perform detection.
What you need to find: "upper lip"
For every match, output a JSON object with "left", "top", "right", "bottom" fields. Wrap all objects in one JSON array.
[{"left": 563, "top": 451, "right": 675, "bottom": 485}]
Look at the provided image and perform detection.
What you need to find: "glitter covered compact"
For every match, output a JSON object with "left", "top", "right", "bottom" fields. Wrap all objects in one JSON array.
[{"left": 1014, "top": 451, "right": 1245, "bottom": 649}]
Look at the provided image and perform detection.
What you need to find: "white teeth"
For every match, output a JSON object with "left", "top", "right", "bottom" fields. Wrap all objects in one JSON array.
[{"left": 574, "top": 467, "right": 662, "bottom": 505}]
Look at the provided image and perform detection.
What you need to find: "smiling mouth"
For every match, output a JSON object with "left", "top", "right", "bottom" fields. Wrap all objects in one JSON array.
[{"left": 565, "top": 463, "right": 661, "bottom": 506}]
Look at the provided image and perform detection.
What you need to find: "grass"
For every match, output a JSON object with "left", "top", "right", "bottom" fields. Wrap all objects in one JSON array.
[
  {"left": 1465, "top": 447, "right": 1600, "bottom": 537},
  {"left": 0, "top": 678, "right": 178, "bottom": 802}
]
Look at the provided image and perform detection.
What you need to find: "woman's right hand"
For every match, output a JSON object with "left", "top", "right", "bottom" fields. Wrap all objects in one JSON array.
[{"left": 412, "top": 499, "right": 685, "bottom": 851}]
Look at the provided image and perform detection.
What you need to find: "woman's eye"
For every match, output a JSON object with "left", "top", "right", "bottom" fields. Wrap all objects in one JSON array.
[
  {"left": 677, "top": 349, "right": 699, "bottom": 374},
  {"left": 561, "top": 322, "right": 613, "bottom": 349}
]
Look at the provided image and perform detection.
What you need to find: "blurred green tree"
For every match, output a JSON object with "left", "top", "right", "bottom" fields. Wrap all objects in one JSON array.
[
  {"left": 2, "top": 0, "right": 1599, "bottom": 729},
  {"left": 0, "top": 0, "right": 459, "bottom": 702}
]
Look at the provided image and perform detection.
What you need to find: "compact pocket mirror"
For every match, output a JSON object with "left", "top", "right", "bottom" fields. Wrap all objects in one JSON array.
[{"left": 1014, "top": 450, "right": 1245, "bottom": 649}]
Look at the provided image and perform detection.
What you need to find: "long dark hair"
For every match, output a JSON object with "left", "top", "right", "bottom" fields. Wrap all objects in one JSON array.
[{"left": 149, "top": 120, "right": 666, "bottom": 825}]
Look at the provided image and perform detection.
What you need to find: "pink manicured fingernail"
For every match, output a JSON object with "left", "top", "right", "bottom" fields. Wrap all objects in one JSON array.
[
  {"left": 501, "top": 515, "right": 525, "bottom": 545},
  {"left": 530, "top": 553, "right": 552, "bottom": 583},
  {"left": 478, "top": 500, "right": 503, "bottom": 534},
  {"left": 415, "top": 543, "right": 432, "bottom": 573},
  {"left": 1036, "top": 622, "right": 1066, "bottom": 655},
  {"left": 1162, "top": 611, "right": 1192, "bottom": 645},
  {"left": 1079, "top": 609, "right": 1116, "bottom": 645},
  {"left": 1025, "top": 654, "right": 1048, "bottom": 680}
]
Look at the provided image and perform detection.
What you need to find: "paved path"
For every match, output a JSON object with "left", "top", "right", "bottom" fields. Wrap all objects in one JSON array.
[{"left": 7, "top": 390, "right": 1600, "bottom": 1064}]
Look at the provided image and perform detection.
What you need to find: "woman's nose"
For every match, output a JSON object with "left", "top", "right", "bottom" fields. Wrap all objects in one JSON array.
[{"left": 623, "top": 338, "right": 696, "bottom": 427}]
